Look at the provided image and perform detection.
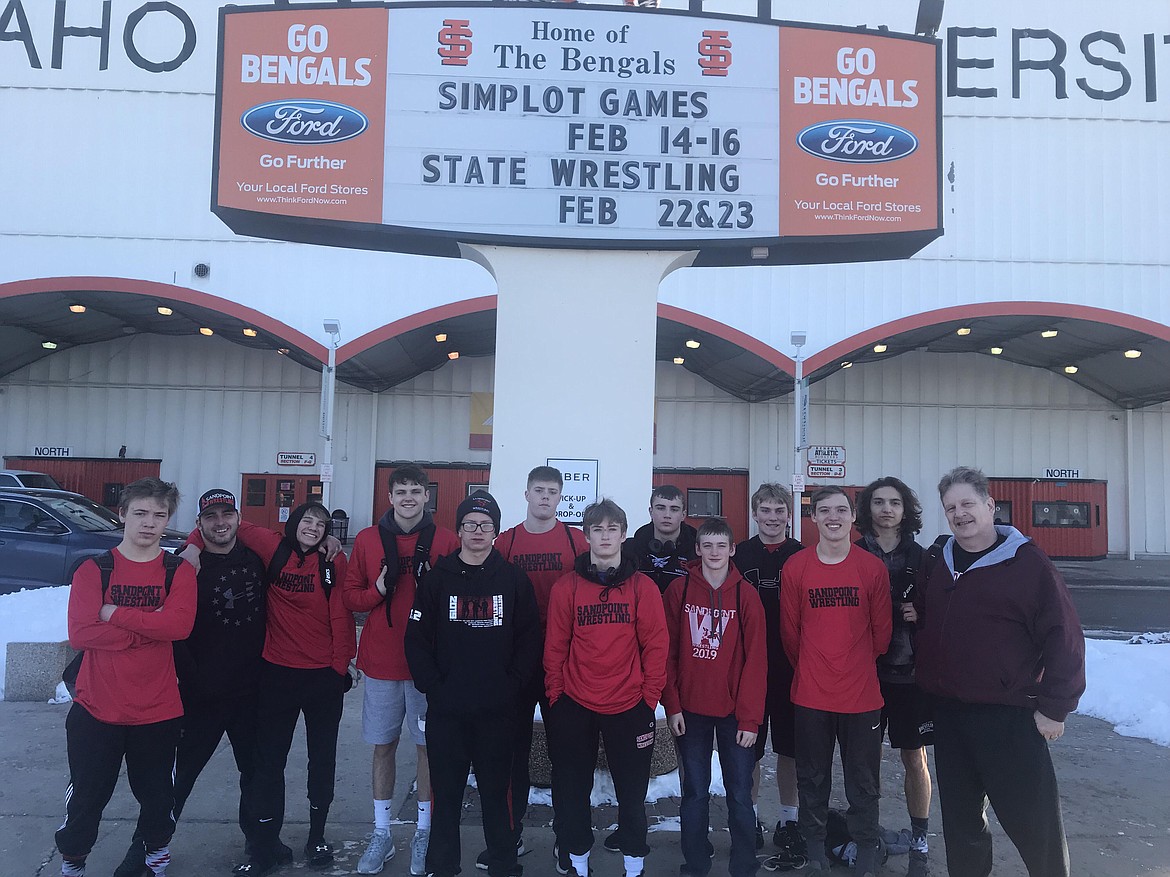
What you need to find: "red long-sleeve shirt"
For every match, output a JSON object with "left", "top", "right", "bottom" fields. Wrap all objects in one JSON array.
[
  {"left": 496, "top": 522, "right": 586, "bottom": 625},
  {"left": 543, "top": 559, "right": 668, "bottom": 715},
  {"left": 68, "top": 549, "right": 197, "bottom": 725},
  {"left": 342, "top": 523, "right": 459, "bottom": 681},
  {"left": 662, "top": 568, "right": 768, "bottom": 732},
  {"left": 780, "top": 546, "right": 892, "bottom": 714}
]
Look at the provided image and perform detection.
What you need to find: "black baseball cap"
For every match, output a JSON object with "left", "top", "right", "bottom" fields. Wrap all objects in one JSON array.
[{"left": 198, "top": 489, "right": 237, "bottom": 515}]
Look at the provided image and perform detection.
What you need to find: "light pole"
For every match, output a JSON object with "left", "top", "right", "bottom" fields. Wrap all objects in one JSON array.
[
  {"left": 791, "top": 330, "right": 807, "bottom": 541},
  {"left": 321, "top": 319, "right": 341, "bottom": 509}
]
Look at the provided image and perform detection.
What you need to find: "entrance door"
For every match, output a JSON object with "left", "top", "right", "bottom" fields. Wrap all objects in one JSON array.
[{"left": 241, "top": 474, "right": 324, "bottom": 531}]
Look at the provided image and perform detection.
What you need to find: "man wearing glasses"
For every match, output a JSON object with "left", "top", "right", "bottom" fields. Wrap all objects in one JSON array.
[{"left": 405, "top": 491, "right": 542, "bottom": 877}]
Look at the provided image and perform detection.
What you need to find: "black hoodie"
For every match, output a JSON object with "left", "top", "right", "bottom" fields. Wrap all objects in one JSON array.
[{"left": 404, "top": 548, "right": 541, "bottom": 717}]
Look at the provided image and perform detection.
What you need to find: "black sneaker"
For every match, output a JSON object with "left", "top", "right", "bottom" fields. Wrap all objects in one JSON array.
[
  {"left": 553, "top": 844, "right": 591, "bottom": 877},
  {"left": 476, "top": 835, "right": 528, "bottom": 869},
  {"left": 773, "top": 820, "right": 805, "bottom": 857},
  {"left": 113, "top": 839, "right": 148, "bottom": 877},
  {"left": 755, "top": 820, "right": 765, "bottom": 851},
  {"left": 304, "top": 840, "right": 334, "bottom": 868},
  {"left": 603, "top": 833, "right": 621, "bottom": 853}
]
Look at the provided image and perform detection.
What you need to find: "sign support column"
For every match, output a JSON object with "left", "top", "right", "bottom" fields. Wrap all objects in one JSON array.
[{"left": 460, "top": 245, "right": 696, "bottom": 528}]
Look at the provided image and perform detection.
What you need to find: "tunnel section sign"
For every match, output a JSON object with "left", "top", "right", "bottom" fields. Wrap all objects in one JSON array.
[{"left": 213, "top": 4, "right": 940, "bottom": 264}]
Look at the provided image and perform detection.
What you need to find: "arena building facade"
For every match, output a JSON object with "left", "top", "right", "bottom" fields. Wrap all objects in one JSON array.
[{"left": 3, "top": 0, "right": 1168, "bottom": 556}]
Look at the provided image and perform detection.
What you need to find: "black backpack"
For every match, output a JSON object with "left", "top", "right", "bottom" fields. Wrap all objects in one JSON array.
[
  {"left": 377, "top": 523, "right": 435, "bottom": 627},
  {"left": 62, "top": 550, "right": 184, "bottom": 698}
]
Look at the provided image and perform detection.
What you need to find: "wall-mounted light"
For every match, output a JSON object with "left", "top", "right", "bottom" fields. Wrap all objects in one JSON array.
[{"left": 750, "top": 247, "right": 769, "bottom": 260}]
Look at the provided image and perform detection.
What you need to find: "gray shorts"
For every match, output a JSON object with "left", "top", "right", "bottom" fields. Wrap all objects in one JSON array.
[{"left": 362, "top": 677, "right": 427, "bottom": 747}]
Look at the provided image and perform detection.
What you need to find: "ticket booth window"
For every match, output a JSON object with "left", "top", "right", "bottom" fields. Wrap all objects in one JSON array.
[
  {"left": 1032, "top": 501, "right": 1090, "bottom": 528},
  {"left": 993, "top": 501, "right": 1012, "bottom": 526},
  {"left": 687, "top": 488, "right": 722, "bottom": 518},
  {"left": 466, "top": 482, "right": 488, "bottom": 498}
]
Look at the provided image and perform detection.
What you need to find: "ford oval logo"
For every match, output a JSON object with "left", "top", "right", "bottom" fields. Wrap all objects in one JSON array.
[
  {"left": 240, "top": 100, "right": 368, "bottom": 145},
  {"left": 796, "top": 120, "right": 918, "bottom": 164}
]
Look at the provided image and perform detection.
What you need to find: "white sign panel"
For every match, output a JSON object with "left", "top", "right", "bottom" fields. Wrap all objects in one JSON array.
[
  {"left": 1043, "top": 468, "right": 1081, "bottom": 479},
  {"left": 807, "top": 445, "right": 846, "bottom": 465},
  {"left": 320, "top": 463, "right": 334, "bottom": 483},
  {"left": 32, "top": 446, "right": 72, "bottom": 457},
  {"left": 548, "top": 457, "right": 598, "bottom": 523},
  {"left": 808, "top": 463, "right": 846, "bottom": 479},
  {"left": 277, "top": 452, "right": 316, "bottom": 466}
]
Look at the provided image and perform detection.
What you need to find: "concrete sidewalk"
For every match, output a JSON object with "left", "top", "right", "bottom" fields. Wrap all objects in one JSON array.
[{"left": 2, "top": 688, "right": 1167, "bottom": 877}]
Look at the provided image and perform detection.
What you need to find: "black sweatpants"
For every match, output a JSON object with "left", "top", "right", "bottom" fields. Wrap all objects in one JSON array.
[
  {"left": 172, "top": 692, "right": 259, "bottom": 841},
  {"left": 425, "top": 709, "right": 517, "bottom": 877},
  {"left": 793, "top": 705, "right": 883, "bottom": 849},
  {"left": 933, "top": 699, "right": 1070, "bottom": 877},
  {"left": 508, "top": 668, "right": 547, "bottom": 841},
  {"left": 250, "top": 662, "right": 345, "bottom": 849},
  {"left": 55, "top": 703, "right": 182, "bottom": 858},
  {"left": 546, "top": 695, "right": 656, "bottom": 858}
]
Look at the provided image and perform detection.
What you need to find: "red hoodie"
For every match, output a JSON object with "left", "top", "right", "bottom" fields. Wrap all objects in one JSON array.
[
  {"left": 68, "top": 549, "right": 197, "bottom": 725},
  {"left": 662, "top": 567, "right": 768, "bottom": 732},
  {"left": 189, "top": 520, "right": 356, "bottom": 675},
  {"left": 780, "top": 545, "right": 892, "bottom": 714},
  {"left": 544, "top": 554, "right": 668, "bottom": 715},
  {"left": 342, "top": 517, "right": 459, "bottom": 681}
]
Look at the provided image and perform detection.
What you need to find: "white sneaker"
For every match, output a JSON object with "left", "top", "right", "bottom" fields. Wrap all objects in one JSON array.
[
  {"left": 357, "top": 831, "right": 395, "bottom": 875},
  {"left": 410, "top": 828, "right": 431, "bottom": 877}
]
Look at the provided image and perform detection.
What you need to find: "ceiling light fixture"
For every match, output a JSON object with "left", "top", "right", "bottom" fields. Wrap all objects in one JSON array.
[
  {"left": 199, "top": 327, "right": 214, "bottom": 336},
  {"left": 1123, "top": 349, "right": 1142, "bottom": 359},
  {"left": 447, "top": 351, "right": 460, "bottom": 360},
  {"left": 242, "top": 328, "right": 258, "bottom": 337},
  {"left": 990, "top": 346, "right": 1004, "bottom": 355},
  {"left": 277, "top": 347, "right": 290, "bottom": 355},
  {"left": 157, "top": 306, "right": 173, "bottom": 316},
  {"left": 673, "top": 356, "right": 685, "bottom": 364},
  {"left": 434, "top": 332, "right": 448, "bottom": 343},
  {"left": 41, "top": 341, "right": 58, "bottom": 350},
  {"left": 841, "top": 361, "right": 853, "bottom": 369},
  {"left": 69, "top": 304, "right": 86, "bottom": 314},
  {"left": 685, "top": 339, "right": 701, "bottom": 349},
  {"left": 873, "top": 343, "right": 887, "bottom": 353},
  {"left": 1063, "top": 365, "right": 1078, "bottom": 374},
  {"left": 1041, "top": 329, "right": 1059, "bottom": 338},
  {"left": 956, "top": 326, "right": 971, "bottom": 336}
]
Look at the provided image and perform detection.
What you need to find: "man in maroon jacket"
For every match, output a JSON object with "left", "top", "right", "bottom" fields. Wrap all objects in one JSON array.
[
  {"left": 915, "top": 467, "right": 1085, "bottom": 877},
  {"left": 664, "top": 517, "right": 766, "bottom": 877},
  {"left": 56, "top": 478, "right": 197, "bottom": 877}
]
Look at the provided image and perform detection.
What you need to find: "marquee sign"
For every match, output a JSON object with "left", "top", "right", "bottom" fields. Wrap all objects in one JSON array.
[{"left": 213, "top": 3, "right": 941, "bottom": 265}]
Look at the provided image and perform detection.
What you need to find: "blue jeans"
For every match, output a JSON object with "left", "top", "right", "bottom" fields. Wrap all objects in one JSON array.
[{"left": 677, "top": 712, "right": 758, "bottom": 877}]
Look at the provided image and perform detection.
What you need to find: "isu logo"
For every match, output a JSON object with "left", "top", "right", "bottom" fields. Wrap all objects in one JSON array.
[
  {"left": 437, "top": 20, "right": 473, "bottom": 66},
  {"left": 697, "top": 30, "right": 732, "bottom": 76}
]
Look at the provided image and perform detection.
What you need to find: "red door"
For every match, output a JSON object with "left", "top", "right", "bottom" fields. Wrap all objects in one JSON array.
[{"left": 240, "top": 474, "right": 324, "bottom": 531}]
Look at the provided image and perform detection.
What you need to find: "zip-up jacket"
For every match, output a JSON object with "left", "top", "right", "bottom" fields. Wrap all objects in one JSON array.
[
  {"left": 342, "top": 511, "right": 459, "bottom": 681},
  {"left": 914, "top": 526, "right": 1086, "bottom": 722},
  {"left": 733, "top": 536, "right": 805, "bottom": 683},
  {"left": 544, "top": 551, "right": 668, "bottom": 714},
  {"left": 662, "top": 567, "right": 768, "bottom": 732},
  {"left": 855, "top": 533, "right": 924, "bottom": 683},
  {"left": 780, "top": 545, "right": 892, "bottom": 714},
  {"left": 68, "top": 548, "right": 197, "bottom": 725},
  {"left": 404, "top": 549, "right": 541, "bottom": 717}
]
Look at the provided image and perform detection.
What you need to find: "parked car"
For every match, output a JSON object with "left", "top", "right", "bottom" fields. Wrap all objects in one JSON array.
[
  {"left": 0, "top": 469, "right": 64, "bottom": 490},
  {"left": 0, "top": 488, "right": 187, "bottom": 594}
]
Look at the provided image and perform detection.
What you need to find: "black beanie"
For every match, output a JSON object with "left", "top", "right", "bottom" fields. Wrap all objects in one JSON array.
[{"left": 457, "top": 490, "right": 501, "bottom": 534}]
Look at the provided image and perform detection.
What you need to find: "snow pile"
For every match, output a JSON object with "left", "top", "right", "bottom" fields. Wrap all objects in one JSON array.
[
  {"left": 1075, "top": 638, "right": 1170, "bottom": 748},
  {"left": 0, "top": 585, "right": 71, "bottom": 700}
]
